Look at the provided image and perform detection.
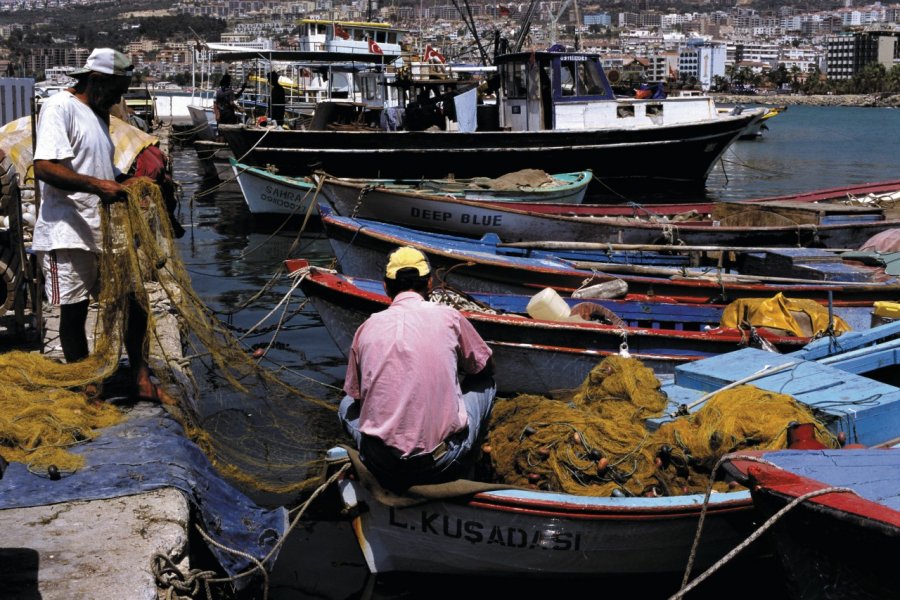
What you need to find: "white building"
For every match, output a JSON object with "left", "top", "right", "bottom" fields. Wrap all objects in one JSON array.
[{"left": 678, "top": 41, "right": 726, "bottom": 90}]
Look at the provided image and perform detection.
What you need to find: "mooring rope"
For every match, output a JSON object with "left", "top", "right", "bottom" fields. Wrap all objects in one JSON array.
[
  {"left": 152, "top": 462, "right": 352, "bottom": 600},
  {"left": 671, "top": 453, "right": 859, "bottom": 600}
]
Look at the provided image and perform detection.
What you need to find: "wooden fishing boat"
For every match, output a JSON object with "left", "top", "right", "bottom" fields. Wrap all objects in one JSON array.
[
  {"left": 316, "top": 174, "right": 900, "bottom": 248},
  {"left": 289, "top": 260, "right": 874, "bottom": 389},
  {"left": 231, "top": 160, "right": 319, "bottom": 216},
  {"left": 218, "top": 50, "right": 761, "bottom": 191},
  {"left": 230, "top": 159, "right": 591, "bottom": 216},
  {"left": 317, "top": 203, "right": 900, "bottom": 306},
  {"left": 720, "top": 448, "right": 900, "bottom": 600},
  {"left": 314, "top": 322, "right": 900, "bottom": 578}
]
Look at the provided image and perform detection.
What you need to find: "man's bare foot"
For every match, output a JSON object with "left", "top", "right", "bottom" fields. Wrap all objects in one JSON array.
[{"left": 133, "top": 379, "right": 177, "bottom": 406}]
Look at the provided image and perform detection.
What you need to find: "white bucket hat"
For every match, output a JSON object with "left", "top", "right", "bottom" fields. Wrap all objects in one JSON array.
[{"left": 72, "top": 48, "right": 134, "bottom": 78}]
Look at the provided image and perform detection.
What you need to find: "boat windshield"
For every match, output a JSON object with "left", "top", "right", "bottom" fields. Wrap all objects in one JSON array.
[
  {"left": 503, "top": 62, "right": 529, "bottom": 99},
  {"left": 558, "top": 57, "right": 604, "bottom": 97}
]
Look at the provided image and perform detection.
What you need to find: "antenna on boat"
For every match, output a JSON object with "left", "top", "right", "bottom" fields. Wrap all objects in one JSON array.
[
  {"left": 511, "top": 0, "right": 540, "bottom": 53},
  {"left": 450, "top": 0, "right": 490, "bottom": 65}
]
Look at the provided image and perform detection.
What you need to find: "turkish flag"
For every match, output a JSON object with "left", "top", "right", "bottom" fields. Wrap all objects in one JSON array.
[
  {"left": 424, "top": 44, "right": 445, "bottom": 64},
  {"left": 368, "top": 38, "right": 383, "bottom": 55},
  {"left": 334, "top": 24, "right": 350, "bottom": 39}
]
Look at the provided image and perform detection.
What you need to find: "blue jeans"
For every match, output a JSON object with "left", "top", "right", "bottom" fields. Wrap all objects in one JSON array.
[{"left": 338, "top": 373, "right": 496, "bottom": 489}]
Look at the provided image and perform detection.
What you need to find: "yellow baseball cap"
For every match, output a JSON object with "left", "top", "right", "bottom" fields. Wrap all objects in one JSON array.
[{"left": 385, "top": 246, "right": 431, "bottom": 279}]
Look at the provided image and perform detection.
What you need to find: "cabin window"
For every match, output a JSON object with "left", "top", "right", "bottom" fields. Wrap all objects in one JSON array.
[
  {"left": 617, "top": 105, "right": 635, "bottom": 118},
  {"left": 579, "top": 61, "right": 604, "bottom": 95},
  {"left": 646, "top": 103, "right": 663, "bottom": 116},
  {"left": 560, "top": 63, "right": 576, "bottom": 96},
  {"left": 354, "top": 29, "right": 365, "bottom": 41},
  {"left": 559, "top": 61, "right": 603, "bottom": 96},
  {"left": 375, "top": 31, "right": 386, "bottom": 43},
  {"left": 503, "top": 64, "right": 528, "bottom": 99},
  {"left": 388, "top": 32, "right": 397, "bottom": 43}
]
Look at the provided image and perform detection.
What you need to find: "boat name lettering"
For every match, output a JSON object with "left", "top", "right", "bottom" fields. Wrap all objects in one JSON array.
[
  {"left": 264, "top": 184, "right": 298, "bottom": 200},
  {"left": 388, "top": 507, "right": 582, "bottom": 551},
  {"left": 459, "top": 213, "right": 502, "bottom": 226},
  {"left": 409, "top": 207, "right": 502, "bottom": 226},
  {"left": 409, "top": 207, "right": 452, "bottom": 222},
  {"left": 261, "top": 185, "right": 299, "bottom": 209},
  {"left": 560, "top": 55, "right": 588, "bottom": 62}
]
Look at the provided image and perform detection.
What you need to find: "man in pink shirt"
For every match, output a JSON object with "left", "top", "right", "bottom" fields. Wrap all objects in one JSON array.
[{"left": 340, "top": 246, "right": 496, "bottom": 489}]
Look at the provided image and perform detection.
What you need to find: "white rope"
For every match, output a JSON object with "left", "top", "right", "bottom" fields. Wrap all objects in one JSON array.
[
  {"left": 153, "top": 462, "right": 352, "bottom": 599},
  {"left": 672, "top": 454, "right": 859, "bottom": 600}
]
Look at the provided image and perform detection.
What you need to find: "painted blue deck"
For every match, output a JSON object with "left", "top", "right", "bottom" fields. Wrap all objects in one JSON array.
[
  {"left": 654, "top": 321, "right": 900, "bottom": 446},
  {"left": 754, "top": 449, "right": 900, "bottom": 512}
]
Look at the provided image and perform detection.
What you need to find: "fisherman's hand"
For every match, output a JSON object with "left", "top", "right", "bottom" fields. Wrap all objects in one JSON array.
[{"left": 94, "top": 179, "right": 129, "bottom": 205}]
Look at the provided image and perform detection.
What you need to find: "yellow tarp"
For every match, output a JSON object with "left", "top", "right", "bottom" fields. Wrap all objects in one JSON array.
[
  {"left": 0, "top": 112, "right": 157, "bottom": 188},
  {"left": 719, "top": 292, "right": 851, "bottom": 337}
]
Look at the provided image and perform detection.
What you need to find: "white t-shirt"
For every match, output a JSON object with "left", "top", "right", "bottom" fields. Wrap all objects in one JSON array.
[{"left": 32, "top": 91, "right": 120, "bottom": 253}]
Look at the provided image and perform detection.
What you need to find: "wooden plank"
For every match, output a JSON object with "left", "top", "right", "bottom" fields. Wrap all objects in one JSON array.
[
  {"left": 791, "top": 320, "right": 900, "bottom": 360},
  {"left": 712, "top": 199, "right": 885, "bottom": 228},
  {"left": 498, "top": 241, "right": 851, "bottom": 254}
]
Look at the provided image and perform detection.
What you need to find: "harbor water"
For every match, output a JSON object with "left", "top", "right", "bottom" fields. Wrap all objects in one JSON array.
[{"left": 171, "top": 104, "right": 900, "bottom": 599}]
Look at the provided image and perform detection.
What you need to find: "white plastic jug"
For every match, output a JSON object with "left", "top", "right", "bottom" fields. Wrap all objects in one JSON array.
[{"left": 526, "top": 287, "right": 572, "bottom": 322}]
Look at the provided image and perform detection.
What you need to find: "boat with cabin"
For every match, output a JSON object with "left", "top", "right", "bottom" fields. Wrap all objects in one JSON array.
[{"left": 218, "top": 50, "right": 762, "bottom": 191}]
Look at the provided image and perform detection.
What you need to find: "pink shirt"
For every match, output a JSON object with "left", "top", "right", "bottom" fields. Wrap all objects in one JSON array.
[{"left": 344, "top": 291, "right": 492, "bottom": 457}]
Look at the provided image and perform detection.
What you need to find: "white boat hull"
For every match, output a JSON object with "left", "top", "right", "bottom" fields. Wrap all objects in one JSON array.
[
  {"left": 232, "top": 162, "right": 317, "bottom": 216},
  {"left": 333, "top": 451, "right": 755, "bottom": 575}
]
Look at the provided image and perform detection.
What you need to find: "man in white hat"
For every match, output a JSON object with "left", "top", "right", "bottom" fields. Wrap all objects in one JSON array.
[
  {"left": 339, "top": 246, "right": 496, "bottom": 490},
  {"left": 32, "top": 47, "right": 172, "bottom": 405}
]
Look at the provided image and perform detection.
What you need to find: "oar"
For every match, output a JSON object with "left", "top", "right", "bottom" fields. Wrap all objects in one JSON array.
[
  {"left": 498, "top": 241, "right": 853, "bottom": 254},
  {"left": 668, "top": 361, "right": 801, "bottom": 418},
  {"left": 568, "top": 260, "right": 898, "bottom": 287}
]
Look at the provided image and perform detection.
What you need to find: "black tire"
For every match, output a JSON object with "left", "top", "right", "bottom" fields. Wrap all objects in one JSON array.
[{"left": 0, "top": 151, "right": 17, "bottom": 215}]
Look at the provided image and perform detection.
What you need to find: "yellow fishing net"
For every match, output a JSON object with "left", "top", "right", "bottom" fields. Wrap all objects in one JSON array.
[
  {"left": 719, "top": 292, "right": 851, "bottom": 338},
  {"left": 485, "top": 355, "right": 839, "bottom": 497},
  {"left": 0, "top": 179, "right": 337, "bottom": 489}
]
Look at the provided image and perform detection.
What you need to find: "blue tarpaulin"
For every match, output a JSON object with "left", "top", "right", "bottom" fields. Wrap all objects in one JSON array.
[{"left": 0, "top": 407, "right": 288, "bottom": 583}]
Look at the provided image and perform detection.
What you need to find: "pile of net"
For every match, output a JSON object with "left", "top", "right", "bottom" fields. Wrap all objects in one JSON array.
[
  {"left": 484, "top": 355, "right": 838, "bottom": 497},
  {"left": 0, "top": 179, "right": 334, "bottom": 486},
  {"left": 466, "top": 169, "right": 561, "bottom": 191}
]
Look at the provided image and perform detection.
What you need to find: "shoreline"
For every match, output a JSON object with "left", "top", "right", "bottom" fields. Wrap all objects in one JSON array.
[{"left": 712, "top": 92, "right": 900, "bottom": 108}]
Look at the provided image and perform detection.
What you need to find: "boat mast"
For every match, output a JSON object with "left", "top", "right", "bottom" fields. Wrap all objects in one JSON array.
[
  {"left": 511, "top": 0, "right": 540, "bottom": 53},
  {"left": 450, "top": 0, "right": 490, "bottom": 65}
]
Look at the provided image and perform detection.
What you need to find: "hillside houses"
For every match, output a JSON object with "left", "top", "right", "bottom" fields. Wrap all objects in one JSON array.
[{"left": 1, "top": 0, "right": 898, "bottom": 91}]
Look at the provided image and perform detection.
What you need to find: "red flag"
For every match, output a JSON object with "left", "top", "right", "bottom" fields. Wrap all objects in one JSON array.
[
  {"left": 368, "top": 38, "right": 383, "bottom": 55},
  {"left": 499, "top": 5, "right": 510, "bottom": 16},
  {"left": 424, "top": 44, "right": 446, "bottom": 64},
  {"left": 334, "top": 23, "right": 350, "bottom": 40}
]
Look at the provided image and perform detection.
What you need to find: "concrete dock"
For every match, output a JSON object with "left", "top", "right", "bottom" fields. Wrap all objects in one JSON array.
[
  {"left": 0, "top": 288, "right": 196, "bottom": 599},
  {"left": 0, "top": 123, "right": 201, "bottom": 600}
]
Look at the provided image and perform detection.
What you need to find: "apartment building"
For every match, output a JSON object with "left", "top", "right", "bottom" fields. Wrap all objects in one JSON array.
[
  {"left": 779, "top": 46, "right": 823, "bottom": 72},
  {"left": 678, "top": 40, "right": 726, "bottom": 90},
  {"left": 727, "top": 40, "right": 780, "bottom": 68},
  {"left": 825, "top": 29, "right": 900, "bottom": 79}
]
